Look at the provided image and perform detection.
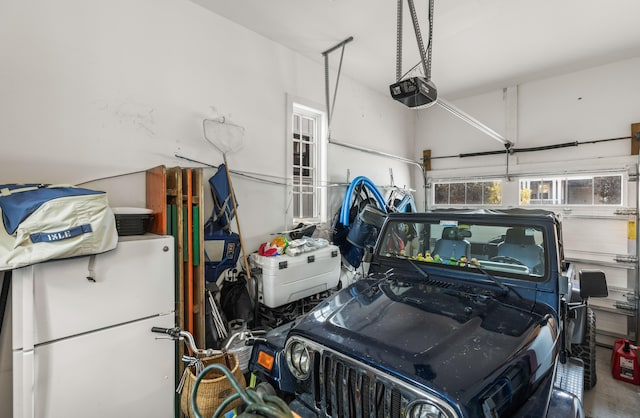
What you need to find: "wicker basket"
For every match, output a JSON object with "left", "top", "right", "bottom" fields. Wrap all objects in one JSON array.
[{"left": 180, "top": 352, "right": 246, "bottom": 418}]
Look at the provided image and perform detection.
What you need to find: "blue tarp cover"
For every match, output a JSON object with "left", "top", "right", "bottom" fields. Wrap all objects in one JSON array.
[{"left": 0, "top": 184, "right": 102, "bottom": 234}]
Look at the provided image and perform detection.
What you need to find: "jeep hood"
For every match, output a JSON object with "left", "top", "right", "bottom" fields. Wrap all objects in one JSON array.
[{"left": 291, "top": 278, "right": 559, "bottom": 412}]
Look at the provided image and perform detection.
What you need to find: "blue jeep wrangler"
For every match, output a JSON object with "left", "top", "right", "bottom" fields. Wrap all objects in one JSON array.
[{"left": 249, "top": 209, "right": 608, "bottom": 418}]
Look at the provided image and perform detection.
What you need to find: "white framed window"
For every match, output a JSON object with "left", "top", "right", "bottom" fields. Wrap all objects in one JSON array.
[
  {"left": 432, "top": 180, "right": 503, "bottom": 206},
  {"left": 519, "top": 174, "right": 623, "bottom": 206},
  {"left": 286, "top": 96, "right": 327, "bottom": 224}
]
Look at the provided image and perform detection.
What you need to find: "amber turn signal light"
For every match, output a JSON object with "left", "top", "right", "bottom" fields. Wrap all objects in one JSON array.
[{"left": 257, "top": 350, "right": 275, "bottom": 371}]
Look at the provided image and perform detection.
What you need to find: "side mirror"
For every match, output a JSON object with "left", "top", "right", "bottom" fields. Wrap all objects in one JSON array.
[{"left": 579, "top": 269, "right": 608, "bottom": 298}]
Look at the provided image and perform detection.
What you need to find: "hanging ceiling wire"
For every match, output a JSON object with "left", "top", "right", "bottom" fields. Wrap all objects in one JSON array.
[
  {"left": 175, "top": 153, "right": 393, "bottom": 189},
  {"left": 175, "top": 154, "right": 288, "bottom": 186}
]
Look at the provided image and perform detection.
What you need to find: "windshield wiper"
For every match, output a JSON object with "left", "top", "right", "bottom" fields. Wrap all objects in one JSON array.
[
  {"left": 399, "top": 258, "right": 523, "bottom": 300},
  {"left": 407, "top": 258, "right": 429, "bottom": 279},
  {"left": 473, "top": 265, "right": 524, "bottom": 300}
]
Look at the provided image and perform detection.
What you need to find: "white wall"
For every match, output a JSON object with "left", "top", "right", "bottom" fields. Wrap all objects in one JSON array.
[
  {"left": 414, "top": 57, "right": 640, "bottom": 207},
  {"left": 0, "top": 0, "right": 415, "bottom": 251}
]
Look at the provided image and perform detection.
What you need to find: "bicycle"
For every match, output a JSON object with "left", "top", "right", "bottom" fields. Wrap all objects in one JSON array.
[{"left": 151, "top": 326, "right": 293, "bottom": 418}]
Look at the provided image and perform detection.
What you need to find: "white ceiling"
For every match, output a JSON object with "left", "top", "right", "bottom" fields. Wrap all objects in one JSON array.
[{"left": 192, "top": 0, "right": 640, "bottom": 99}]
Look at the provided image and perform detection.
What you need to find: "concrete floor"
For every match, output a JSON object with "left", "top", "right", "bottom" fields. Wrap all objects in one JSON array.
[{"left": 583, "top": 345, "right": 640, "bottom": 418}]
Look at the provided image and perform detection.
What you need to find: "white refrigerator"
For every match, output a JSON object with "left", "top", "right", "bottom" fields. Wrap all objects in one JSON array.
[{"left": 11, "top": 234, "right": 176, "bottom": 418}]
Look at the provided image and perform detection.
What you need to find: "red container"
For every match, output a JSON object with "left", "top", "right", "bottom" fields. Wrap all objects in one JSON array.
[{"left": 611, "top": 339, "right": 640, "bottom": 385}]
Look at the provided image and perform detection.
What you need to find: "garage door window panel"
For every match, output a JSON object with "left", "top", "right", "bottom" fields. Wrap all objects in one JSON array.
[
  {"left": 450, "top": 183, "right": 465, "bottom": 204},
  {"left": 566, "top": 179, "right": 592, "bottom": 205},
  {"left": 520, "top": 174, "right": 623, "bottom": 206},
  {"left": 594, "top": 175, "right": 622, "bottom": 205},
  {"left": 466, "top": 182, "right": 483, "bottom": 205},
  {"left": 434, "top": 183, "right": 449, "bottom": 205},
  {"left": 433, "top": 180, "right": 502, "bottom": 206}
]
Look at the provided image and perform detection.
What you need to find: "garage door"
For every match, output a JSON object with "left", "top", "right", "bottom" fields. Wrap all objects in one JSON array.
[
  {"left": 561, "top": 207, "right": 638, "bottom": 346},
  {"left": 519, "top": 171, "right": 638, "bottom": 346},
  {"left": 429, "top": 168, "right": 639, "bottom": 346}
]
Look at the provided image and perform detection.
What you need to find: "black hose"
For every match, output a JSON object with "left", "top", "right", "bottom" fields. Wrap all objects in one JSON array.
[
  {"left": 458, "top": 149, "right": 509, "bottom": 158},
  {"left": 510, "top": 141, "right": 580, "bottom": 153},
  {"left": 429, "top": 136, "right": 632, "bottom": 161},
  {"left": 459, "top": 141, "right": 580, "bottom": 158}
]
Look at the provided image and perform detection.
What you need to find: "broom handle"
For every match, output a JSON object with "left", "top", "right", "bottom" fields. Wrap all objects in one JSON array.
[{"left": 222, "top": 154, "right": 252, "bottom": 280}]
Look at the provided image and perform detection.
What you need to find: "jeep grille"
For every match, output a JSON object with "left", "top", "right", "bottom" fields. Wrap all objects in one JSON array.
[
  {"left": 317, "top": 352, "right": 403, "bottom": 417},
  {"left": 290, "top": 337, "right": 458, "bottom": 418}
]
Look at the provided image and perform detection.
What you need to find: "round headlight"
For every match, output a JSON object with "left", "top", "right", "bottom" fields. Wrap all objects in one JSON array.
[
  {"left": 285, "top": 340, "right": 311, "bottom": 379},
  {"left": 407, "top": 401, "right": 448, "bottom": 418}
]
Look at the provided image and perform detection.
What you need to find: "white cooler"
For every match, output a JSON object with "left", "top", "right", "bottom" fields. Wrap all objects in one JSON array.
[{"left": 250, "top": 245, "right": 341, "bottom": 308}]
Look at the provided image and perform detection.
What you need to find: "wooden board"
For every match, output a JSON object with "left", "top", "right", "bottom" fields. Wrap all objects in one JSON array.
[
  {"left": 184, "top": 168, "right": 193, "bottom": 336},
  {"left": 166, "top": 167, "right": 184, "bottom": 335},
  {"left": 632, "top": 123, "right": 640, "bottom": 156},
  {"left": 180, "top": 168, "right": 205, "bottom": 348},
  {"left": 423, "top": 149, "right": 431, "bottom": 171},
  {"left": 192, "top": 168, "right": 205, "bottom": 349},
  {"left": 145, "top": 165, "right": 167, "bottom": 235}
]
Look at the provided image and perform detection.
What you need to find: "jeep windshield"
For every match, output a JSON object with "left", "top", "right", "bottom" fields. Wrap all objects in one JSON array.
[{"left": 377, "top": 217, "right": 547, "bottom": 281}]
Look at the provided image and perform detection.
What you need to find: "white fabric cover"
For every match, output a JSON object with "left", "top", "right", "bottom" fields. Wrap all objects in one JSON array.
[{"left": 0, "top": 192, "right": 118, "bottom": 270}]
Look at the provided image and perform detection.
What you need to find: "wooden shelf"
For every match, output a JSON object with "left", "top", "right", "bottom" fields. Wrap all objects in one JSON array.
[{"left": 146, "top": 165, "right": 205, "bottom": 346}]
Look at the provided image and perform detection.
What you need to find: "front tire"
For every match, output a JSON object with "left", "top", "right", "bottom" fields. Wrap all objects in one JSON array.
[{"left": 572, "top": 306, "right": 597, "bottom": 390}]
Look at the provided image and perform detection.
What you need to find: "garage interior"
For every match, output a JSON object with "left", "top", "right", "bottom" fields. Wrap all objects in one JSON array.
[{"left": 1, "top": 0, "right": 640, "bottom": 417}]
